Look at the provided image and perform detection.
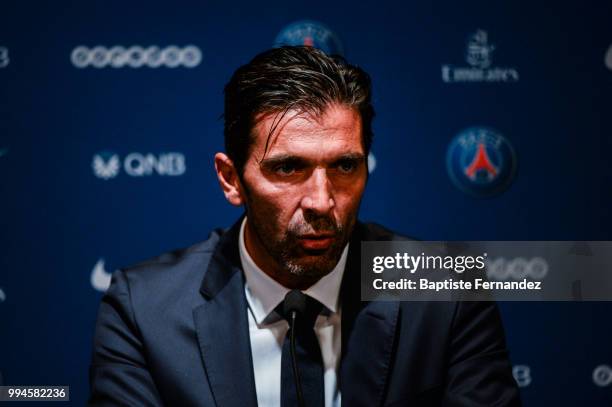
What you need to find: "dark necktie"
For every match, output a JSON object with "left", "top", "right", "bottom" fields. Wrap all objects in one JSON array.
[{"left": 276, "top": 293, "right": 325, "bottom": 407}]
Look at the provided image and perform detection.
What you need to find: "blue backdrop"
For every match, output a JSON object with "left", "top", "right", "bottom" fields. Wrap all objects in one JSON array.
[{"left": 1, "top": 1, "right": 611, "bottom": 405}]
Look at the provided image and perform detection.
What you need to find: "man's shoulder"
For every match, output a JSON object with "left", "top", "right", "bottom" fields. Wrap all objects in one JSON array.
[
  {"left": 129, "top": 229, "right": 223, "bottom": 268},
  {"left": 115, "top": 227, "right": 231, "bottom": 297}
]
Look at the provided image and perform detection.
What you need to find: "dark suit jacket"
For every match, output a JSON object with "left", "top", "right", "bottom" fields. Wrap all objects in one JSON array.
[{"left": 89, "top": 219, "right": 521, "bottom": 406}]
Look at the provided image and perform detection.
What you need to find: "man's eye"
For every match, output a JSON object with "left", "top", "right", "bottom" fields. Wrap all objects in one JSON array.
[
  {"left": 275, "top": 163, "right": 297, "bottom": 175},
  {"left": 337, "top": 160, "right": 357, "bottom": 173}
]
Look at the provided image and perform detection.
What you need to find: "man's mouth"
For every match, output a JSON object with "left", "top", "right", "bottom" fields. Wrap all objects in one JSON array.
[{"left": 297, "top": 234, "right": 335, "bottom": 251}]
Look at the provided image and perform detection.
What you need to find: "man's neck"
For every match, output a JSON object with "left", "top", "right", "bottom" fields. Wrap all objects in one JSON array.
[{"left": 239, "top": 216, "right": 348, "bottom": 320}]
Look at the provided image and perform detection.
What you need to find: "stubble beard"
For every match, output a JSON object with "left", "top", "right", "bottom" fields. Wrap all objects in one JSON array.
[{"left": 247, "top": 207, "right": 355, "bottom": 282}]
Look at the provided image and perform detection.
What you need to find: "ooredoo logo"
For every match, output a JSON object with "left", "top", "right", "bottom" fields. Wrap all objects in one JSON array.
[
  {"left": 71, "top": 45, "right": 202, "bottom": 68},
  {"left": 486, "top": 257, "right": 548, "bottom": 281},
  {"left": 593, "top": 365, "right": 612, "bottom": 387},
  {"left": 446, "top": 127, "right": 517, "bottom": 197},
  {"left": 512, "top": 365, "right": 531, "bottom": 388},
  {"left": 275, "top": 20, "right": 344, "bottom": 56}
]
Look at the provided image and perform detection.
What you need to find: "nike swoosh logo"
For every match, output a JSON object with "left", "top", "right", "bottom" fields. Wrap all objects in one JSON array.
[{"left": 91, "top": 258, "right": 112, "bottom": 292}]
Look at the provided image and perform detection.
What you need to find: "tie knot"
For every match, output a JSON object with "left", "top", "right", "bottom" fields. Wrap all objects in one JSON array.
[{"left": 276, "top": 291, "right": 323, "bottom": 330}]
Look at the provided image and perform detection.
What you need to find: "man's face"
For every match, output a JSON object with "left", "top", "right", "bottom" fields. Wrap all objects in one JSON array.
[{"left": 240, "top": 103, "right": 367, "bottom": 287}]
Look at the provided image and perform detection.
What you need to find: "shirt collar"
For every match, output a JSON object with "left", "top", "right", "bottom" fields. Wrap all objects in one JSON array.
[{"left": 239, "top": 217, "right": 347, "bottom": 325}]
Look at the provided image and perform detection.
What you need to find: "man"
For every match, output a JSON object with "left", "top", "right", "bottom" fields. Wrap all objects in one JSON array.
[{"left": 89, "top": 46, "right": 521, "bottom": 406}]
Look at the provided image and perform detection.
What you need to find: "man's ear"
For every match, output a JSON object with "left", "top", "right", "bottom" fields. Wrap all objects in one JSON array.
[{"left": 214, "top": 153, "right": 245, "bottom": 206}]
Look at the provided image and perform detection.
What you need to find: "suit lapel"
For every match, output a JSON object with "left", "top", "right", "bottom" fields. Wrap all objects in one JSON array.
[
  {"left": 192, "top": 219, "right": 400, "bottom": 406},
  {"left": 193, "top": 218, "right": 258, "bottom": 407},
  {"left": 340, "top": 223, "right": 400, "bottom": 407}
]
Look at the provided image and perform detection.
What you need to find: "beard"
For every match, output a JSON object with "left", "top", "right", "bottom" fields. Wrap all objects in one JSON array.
[{"left": 247, "top": 206, "right": 355, "bottom": 281}]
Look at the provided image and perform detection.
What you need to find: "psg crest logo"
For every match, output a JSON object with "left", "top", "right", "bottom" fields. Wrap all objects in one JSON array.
[
  {"left": 446, "top": 127, "right": 517, "bottom": 197},
  {"left": 274, "top": 20, "right": 344, "bottom": 56}
]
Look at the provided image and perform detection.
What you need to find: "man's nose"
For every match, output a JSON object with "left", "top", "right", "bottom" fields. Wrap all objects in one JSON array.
[{"left": 300, "top": 168, "right": 335, "bottom": 215}]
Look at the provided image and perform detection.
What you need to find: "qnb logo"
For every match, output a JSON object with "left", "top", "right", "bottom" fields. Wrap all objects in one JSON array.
[
  {"left": 91, "top": 259, "right": 113, "bottom": 292},
  {"left": 124, "top": 152, "right": 186, "bottom": 176},
  {"left": 512, "top": 365, "right": 532, "bottom": 388},
  {"left": 71, "top": 45, "right": 202, "bottom": 69},
  {"left": 446, "top": 127, "right": 517, "bottom": 197},
  {"left": 593, "top": 365, "right": 612, "bottom": 387},
  {"left": 92, "top": 152, "right": 120, "bottom": 179},
  {"left": 486, "top": 257, "right": 548, "bottom": 281},
  {"left": 275, "top": 20, "right": 344, "bottom": 56},
  {"left": 92, "top": 151, "right": 187, "bottom": 179},
  {"left": 442, "top": 29, "right": 519, "bottom": 83},
  {"left": 0, "top": 47, "right": 9, "bottom": 68}
]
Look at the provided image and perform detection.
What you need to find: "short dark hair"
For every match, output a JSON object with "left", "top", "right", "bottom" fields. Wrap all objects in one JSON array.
[{"left": 223, "top": 46, "right": 375, "bottom": 174}]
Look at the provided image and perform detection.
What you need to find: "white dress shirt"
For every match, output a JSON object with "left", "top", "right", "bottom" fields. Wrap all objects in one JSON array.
[{"left": 239, "top": 217, "right": 346, "bottom": 407}]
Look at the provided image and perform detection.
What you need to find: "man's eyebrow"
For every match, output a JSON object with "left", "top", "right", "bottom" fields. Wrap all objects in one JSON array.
[
  {"left": 260, "top": 153, "right": 366, "bottom": 167},
  {"left": 332, "top": 153, "right": 366, "bottom": 161},
  {"left": 259, "top": 154, "right": 306, "bottom": 167}
]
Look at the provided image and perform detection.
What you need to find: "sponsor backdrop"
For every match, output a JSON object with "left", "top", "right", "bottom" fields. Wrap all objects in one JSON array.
[{"left": 1, "top": 1, "right": 611, "bottom": 405}]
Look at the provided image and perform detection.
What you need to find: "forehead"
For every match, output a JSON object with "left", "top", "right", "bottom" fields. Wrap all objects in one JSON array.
[{"left": 251, "top": 104, "right": 363, "bottom": 159}]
